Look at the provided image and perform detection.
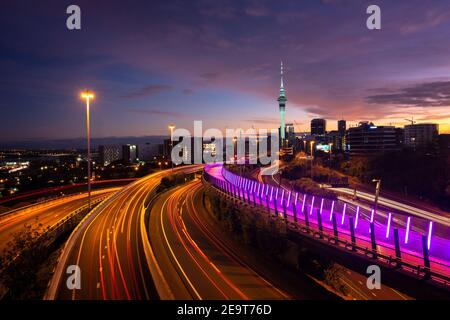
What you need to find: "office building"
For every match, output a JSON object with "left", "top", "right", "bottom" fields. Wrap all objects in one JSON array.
[
  {"left": 338, "top": 120, "right": 346, "bottom": 137},
  {"left": 311, "top": 118, "right": 326, "bottom": 136},
  {"left": 138, "top": 143, "right": 160, "bottom": 161},
  {"left": 99, "top": 145, "right": 123, "bottom": 166},
  {"left": 285, "top": 123, "right": 295, "bottom": 148},
  {"left": 346, "top": 122, "right": 398, "bottom": 155},
  {"left": 122, "top": 144, "right": 137, "bottom": 163},
  {"left": 404, "top": 124, "right": 439, "bottom": 148}
]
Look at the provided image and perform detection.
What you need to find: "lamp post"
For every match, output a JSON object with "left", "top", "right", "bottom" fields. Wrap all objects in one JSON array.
[
  {"left": 310, "top": 141, "right": 315, "bottom": 179},
  {"left": 232, "top": 137, "right": 238, "bottom": 162},
  {"left": 372, "top": 179, "right": 381, "bottom": 216},
  {"left": 81, "top": 91, "right": 94, "bottom": 210},
  {"left": 168, "top": 124, "right": 175, "bottom": 171}
]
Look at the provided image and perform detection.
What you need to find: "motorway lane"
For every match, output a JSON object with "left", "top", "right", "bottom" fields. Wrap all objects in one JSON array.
[
  {"left": 48, "top": 166, "right": 200, "bottom": 300},
  {"left": 0, "top": 188, "right": 117, "bottom": 253},
  {"left": 257, "top": 166, "right": 449, "bottom": 261},
  {"left": 149, "top": 179, "right": 291, "bottom": 300},
  {"left": 259, "top": 164, "right": 449, "bottom": 236},
  {"left": 329, "top": 187, "right": 450, "bottom": 226}
]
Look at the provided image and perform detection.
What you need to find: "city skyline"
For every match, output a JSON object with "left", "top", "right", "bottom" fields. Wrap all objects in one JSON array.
[{"left": 1, "top": 0, "right": 450, "bottom": 142}]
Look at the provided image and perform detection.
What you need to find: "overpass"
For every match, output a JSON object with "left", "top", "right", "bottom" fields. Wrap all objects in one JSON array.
[{"left": 204, "top": 163, "right": 450, "bottom": 288}]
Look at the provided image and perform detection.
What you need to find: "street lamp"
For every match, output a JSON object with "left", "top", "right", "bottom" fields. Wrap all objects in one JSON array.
[
  {"left": 309, "top": 141, "right": 315, "bottom": 159},
  {"left": 233, "top": 137, "right": 237, "bottom": 162},
  {"left": 310, "top": 141, "right": 315, "bottom": 179},
  {"left": 168, "top": 124, "right": 175, "bottom": 171},
  {"left": 372, "top": 179, "right": 381, "bottom": 216},
  {"left": 328, "top": 143, "right": 333, "bottom": 161},
  {"left": 81, "top": 90, "right": 94, "bottom": 210}
]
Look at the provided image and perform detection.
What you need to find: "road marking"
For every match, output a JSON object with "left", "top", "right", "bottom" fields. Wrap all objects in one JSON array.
[{"left": 160, "top": 198, "right": 202, "bottom": 300}]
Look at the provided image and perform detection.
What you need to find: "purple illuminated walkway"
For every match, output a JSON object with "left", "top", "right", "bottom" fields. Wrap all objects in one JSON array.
[{"left": 204, "top": 163, "right": 450, "bottom": 281}]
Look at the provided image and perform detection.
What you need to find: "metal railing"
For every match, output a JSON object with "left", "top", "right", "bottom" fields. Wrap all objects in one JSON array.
[{"left": 203, "top": 165, "right": 450, "bottom": 288}]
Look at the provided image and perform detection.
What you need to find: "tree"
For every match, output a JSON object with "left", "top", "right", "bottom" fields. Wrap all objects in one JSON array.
[{"left": 0, "top": 218, "right": 51, "bottom": 299}]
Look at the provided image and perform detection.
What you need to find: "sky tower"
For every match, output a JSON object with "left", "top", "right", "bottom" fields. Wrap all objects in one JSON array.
[{"left": 278, "top": 61, "right": 287, "bottom": 146}]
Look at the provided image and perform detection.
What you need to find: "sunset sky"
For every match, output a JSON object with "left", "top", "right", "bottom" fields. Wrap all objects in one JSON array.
[{"left": 1, "top": 0, "right": 450, "bottom": 141}]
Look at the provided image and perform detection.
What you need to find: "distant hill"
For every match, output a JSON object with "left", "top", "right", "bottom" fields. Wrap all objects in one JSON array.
[{"left": 0, "top": 136, "right": 167, "bottom": 150}]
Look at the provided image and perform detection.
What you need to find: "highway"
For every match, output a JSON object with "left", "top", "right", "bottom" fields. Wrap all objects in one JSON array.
[
  {"left": 259, "top": 162, "right": 449, "bottom": 229},
  {"left": 328, "top": 187, "right": 450, "bottom": 226},
  {"left": 46, "top": 166, "right": 200, "bottom": 300},
  {"left": 0, "top": 188, "right": 118, "bottom": 253},
  {"left": 148, "top": 179, "right": 297, "bottom": 299}
]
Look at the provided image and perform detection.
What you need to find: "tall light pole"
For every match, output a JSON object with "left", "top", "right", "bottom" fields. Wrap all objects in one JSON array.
[
  {"left": 81, "top": 91, "right": 94, "bottom": 210},
  {"left": 328, "top": 143, "right": 333, "bottom": 162},
  {"left": 233, "top": 137, "right": 237, "bottom": 162},
  {"left": 372, "top": 179, "right": 381, "bottom": 216},
  {"left": 310, "top": 141, "right": 315, "bottom": 179},
  {"left": 168, "top": 124, "right": 175, "bottom": 171}
]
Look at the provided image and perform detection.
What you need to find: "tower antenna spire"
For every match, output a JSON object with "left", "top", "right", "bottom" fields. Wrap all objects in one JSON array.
[{"left": 280, "top": 61, "right": 284, "bottom": 88}]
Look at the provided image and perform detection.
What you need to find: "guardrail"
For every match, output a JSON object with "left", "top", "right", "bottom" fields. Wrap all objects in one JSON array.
[
  {"left": 0, "top": 192, "right": 101, "bottom": 220},
  {"left": 203, "top": 164, "right": 450, "bottom": 288}
]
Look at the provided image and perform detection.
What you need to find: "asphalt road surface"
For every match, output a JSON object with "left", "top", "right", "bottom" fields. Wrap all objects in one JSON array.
[{"left": 47, "top": 166, "right": 201, "bottom": 300}]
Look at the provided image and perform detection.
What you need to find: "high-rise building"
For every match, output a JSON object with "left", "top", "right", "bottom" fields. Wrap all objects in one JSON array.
[
  {"left": 395, "top": 128, "right": 404, "bottom": 147},
  {"left": 327, "top": 130, "right": 339, "bottom": 151},
  {"left": 311, "top": 118, "right": 326, "bottom": 136},
  {"left": 285, "top": 123, "right": 295, "bottom": 148},
  {"left": 122, "top": 144, "right": 137, "bottom": 163},
  {"left": 277, "top": 62, "right": 287, "bottom": 146},
  {"left": 138, "top": 143, "right": 160, "bottom": 161},
  {"left": 346, "top": 122, "right": 398, "bottom": 155},
  {"left": 99, "top": 145, "right": 122, "bottom": 165},
  {"left": 336, "top": 120, "right": 347, "bottom": 150},
  {"left": 338, "top": 120, "right": 346, "bottom": 137},
  {"left": 438, "top": 134, "right": 450, "bottom": 162},
  {"left": 404, "top": 124, "right": 439, "bottom": 149}
]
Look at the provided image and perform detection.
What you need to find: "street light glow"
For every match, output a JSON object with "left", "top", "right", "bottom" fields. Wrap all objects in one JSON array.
[
  {"left": 80, "top": 90, "right": 94, "bottom": 210},
  {"left": 81, "top": 91, "right": 95, "bottom": 100}
]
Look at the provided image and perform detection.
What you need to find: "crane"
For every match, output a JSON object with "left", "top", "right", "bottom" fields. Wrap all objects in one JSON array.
[{"left": 405, "top": 116, "right": 416, "bottom": 125}]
